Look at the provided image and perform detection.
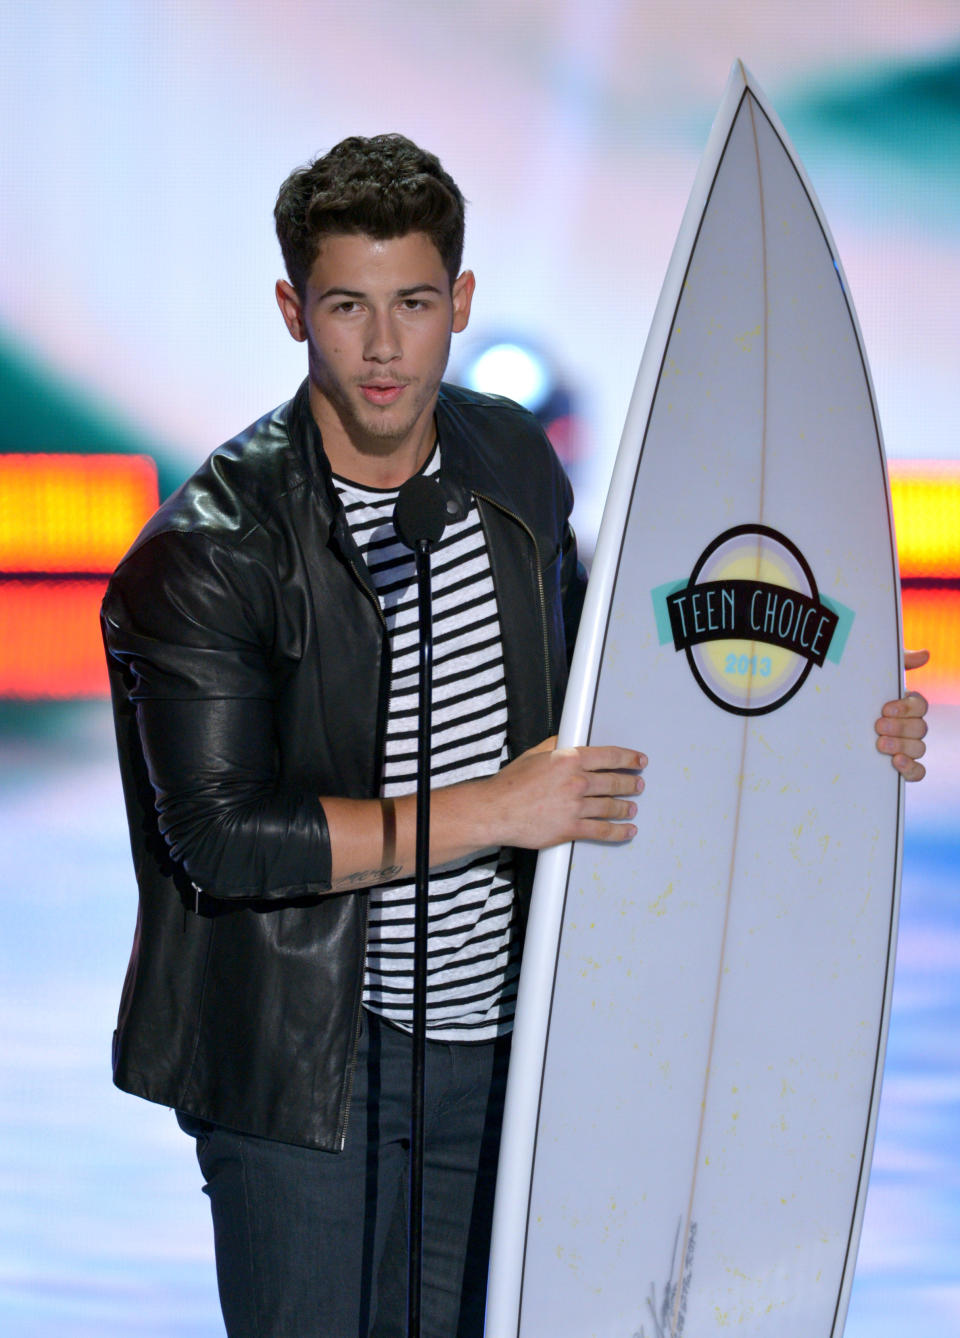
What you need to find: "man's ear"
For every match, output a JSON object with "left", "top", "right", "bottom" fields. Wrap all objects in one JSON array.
[
  {"left": 276, "top": 279, "right": 307, "bottom": 342},
  {"left": 451, "top": 269, "right": 475, "bottom": 334}
]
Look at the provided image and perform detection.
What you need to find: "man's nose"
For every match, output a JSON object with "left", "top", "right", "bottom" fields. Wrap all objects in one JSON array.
[{"left": 364, "top": 310, "right": 401, "bottom": 362}]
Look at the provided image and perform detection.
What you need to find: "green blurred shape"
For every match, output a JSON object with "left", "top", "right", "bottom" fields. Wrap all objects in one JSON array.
[
  {"left": 787, "top": 48, "right": 960, "bottom": 166},
  {"left": 0, "top": 327, "right": 185, "bottom": 500}
]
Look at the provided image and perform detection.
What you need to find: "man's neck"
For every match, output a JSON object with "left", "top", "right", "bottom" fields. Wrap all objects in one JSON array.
[
  {"left": 324, "top": 433, "right": 436, "bottom": 489},
  {"left": 309, "top": 386, "right": 437, "bottom": 489}
]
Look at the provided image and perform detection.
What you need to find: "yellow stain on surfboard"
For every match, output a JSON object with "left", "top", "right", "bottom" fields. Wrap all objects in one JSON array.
[{"left": 648, "top": 882, "right": 674, "bottom": 915}]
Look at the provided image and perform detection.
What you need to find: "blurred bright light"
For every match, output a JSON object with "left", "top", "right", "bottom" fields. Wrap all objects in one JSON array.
[
  {"left": 462, "top": 342, "right": 552, "bottom": 411},
  {"left": 889, "top": 461, "right": 960, "bottom": 578}
]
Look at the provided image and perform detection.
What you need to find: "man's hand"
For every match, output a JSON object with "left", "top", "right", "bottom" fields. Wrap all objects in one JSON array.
[
  {"left": 322, "top": 737, "right": 646, "bottom": 892},
  {"left": 875, "top": 648, "right": 930, "bottom": 782},
  {"left": 474, "top": 736, "right": 646, "bottom": 849}
]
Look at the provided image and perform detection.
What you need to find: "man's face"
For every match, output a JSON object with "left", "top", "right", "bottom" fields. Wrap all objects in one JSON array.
[{"left": 276, "top": 231, "right": 474, "bottom": 472}]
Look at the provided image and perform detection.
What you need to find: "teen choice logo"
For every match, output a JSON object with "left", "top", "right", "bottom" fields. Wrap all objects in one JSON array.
[{"left": 651, "top": 525, "right": 855, "bottom": 716}]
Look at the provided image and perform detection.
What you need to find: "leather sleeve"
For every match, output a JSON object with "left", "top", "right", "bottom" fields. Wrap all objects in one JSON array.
[
  {"left": 547, "top": 428, "right": 587, "bottom": 669},
  {"left": 560, "top": 520, "right": 588, "bottom": 668},
  {"left": 102, "top": 530, "right": 333, "bottom": 899}
]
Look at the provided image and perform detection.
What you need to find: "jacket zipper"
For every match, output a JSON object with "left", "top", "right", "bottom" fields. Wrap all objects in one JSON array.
[
  {"left": 473, "top": 490, "right": 554, "bottom": 732},
  {"left": 349, "top": 562, "right": 388, "bottom": 630},
  {"left": 337, "top": 974, "right": 366, "bottom": 1150}
]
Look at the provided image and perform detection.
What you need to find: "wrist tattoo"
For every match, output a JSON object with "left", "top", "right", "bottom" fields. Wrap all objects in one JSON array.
[{"left": 333, "top": 864, "right": 403, "bottom": 889}]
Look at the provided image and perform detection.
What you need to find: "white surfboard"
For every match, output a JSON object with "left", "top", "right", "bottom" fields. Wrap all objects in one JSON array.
[{"left": 486, "top": 61, "right": 904, "bottom": 1338}]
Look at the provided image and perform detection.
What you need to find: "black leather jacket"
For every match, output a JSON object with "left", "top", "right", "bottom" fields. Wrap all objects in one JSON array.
[{"left": 102, "top": 380, "right": 585, "bottom": 1150}]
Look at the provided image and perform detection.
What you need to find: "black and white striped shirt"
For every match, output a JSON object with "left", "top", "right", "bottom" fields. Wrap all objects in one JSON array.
[{"left": 333, "top": 447, "right": 520, "bottom": 1041}]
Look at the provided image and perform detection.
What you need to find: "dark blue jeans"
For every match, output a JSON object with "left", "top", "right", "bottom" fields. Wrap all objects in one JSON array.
[{"left": 177, "top": 1009, "right": 509, "bottom": 1338}]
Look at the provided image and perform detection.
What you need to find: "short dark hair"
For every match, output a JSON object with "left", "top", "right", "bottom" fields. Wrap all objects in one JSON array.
[{"left": 274, "top": 134, "right": 466, "bottom": 296}]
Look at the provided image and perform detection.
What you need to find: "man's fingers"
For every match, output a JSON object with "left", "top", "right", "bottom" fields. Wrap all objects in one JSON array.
[
  {"left": 881, "top": 691, "right": 929, "bottom": 719},
  {"left": 904, "top": 648, "right": 930, "bottom": 671},
  {"left": 575, "top": 817, "right": 638, "bottom": 843},
  {"left": 581, "top": 769, "right": 645, "bottom": 798},
  {"left": 877, "top": 733, "right": 926, "bottom": 759},
  {"left": 581, "top": 797, "right": 638, "bottom": 822},
  {"left": 894, "top": 754, "right": 927, "bottom": 783},
  {"left": 573, "top": 744, "right": 647, "bottom": 772},
  {"left": 875, "top": 714, "right": 927, "bottom": 740}
]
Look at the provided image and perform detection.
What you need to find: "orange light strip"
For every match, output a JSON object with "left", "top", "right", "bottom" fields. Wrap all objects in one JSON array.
[
  {"left": 0, "top": 579, "right": 109, "bottom": 698},
  {"left": 0, "top": 453, "right": 158, "bottom": 572},
  {"left": 900, "top": 587, "right": 960, "bottom": 704},
  {"left": 0, "top": 456, "right": 957, "bottom": 701},
  {"left": 3, "top": 586, "right": 951, "bottom": 702},
  {"left": 889, "top": 460, "right": 960, "bottom": 580}
]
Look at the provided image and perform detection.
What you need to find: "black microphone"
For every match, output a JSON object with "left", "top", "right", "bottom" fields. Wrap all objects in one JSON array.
[
  {"left": 394, "top": 474, "right": 449, "bottom": 551},
  {"left": 392, "top": 469, "right": 448, "bottom": 1338}
]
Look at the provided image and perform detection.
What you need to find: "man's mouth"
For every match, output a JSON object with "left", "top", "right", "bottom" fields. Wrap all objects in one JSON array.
[{"left": 359, "top": 381, "right": 406, "bottom": 406}]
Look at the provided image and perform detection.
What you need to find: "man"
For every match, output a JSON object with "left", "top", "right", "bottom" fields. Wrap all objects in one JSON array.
[{"left": 102, "top": 134, "right": 928, "bottom": 1338}]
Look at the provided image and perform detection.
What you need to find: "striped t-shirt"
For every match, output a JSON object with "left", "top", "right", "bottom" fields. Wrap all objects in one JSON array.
[{"left": 333, "top": 447, "right": 520, "bottom": 1041}]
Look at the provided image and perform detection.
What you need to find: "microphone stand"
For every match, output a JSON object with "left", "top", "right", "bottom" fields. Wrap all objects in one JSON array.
[
  {"left": 393, "top": 475, "right": 449, "bottom": 1338},
  {"left": 409, "top": 534, "right": 431, "bottom": 1338}
]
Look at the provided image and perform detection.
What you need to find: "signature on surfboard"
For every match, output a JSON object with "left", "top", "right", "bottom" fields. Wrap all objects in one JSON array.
[{"left": 636, "top": 1217, "right": 697, "bottom": 1338}]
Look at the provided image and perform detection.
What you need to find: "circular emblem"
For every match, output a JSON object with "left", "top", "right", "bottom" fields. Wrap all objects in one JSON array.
[{"left": 666, "top": 525, "right": 838, "bottom": 716}]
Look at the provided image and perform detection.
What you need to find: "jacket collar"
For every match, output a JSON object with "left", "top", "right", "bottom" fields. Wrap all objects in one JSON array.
[{"left": 284, "top": 377, "right": 533, "bottom": 529}]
